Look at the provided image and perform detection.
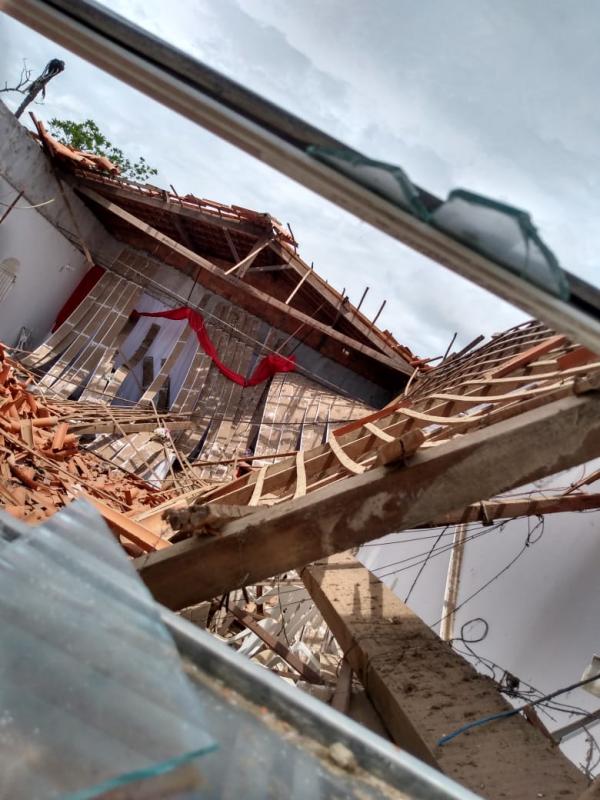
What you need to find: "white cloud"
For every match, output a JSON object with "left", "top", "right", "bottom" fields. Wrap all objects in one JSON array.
[{"left": 1, "top": 4, "right": 543, "bottom": 357}]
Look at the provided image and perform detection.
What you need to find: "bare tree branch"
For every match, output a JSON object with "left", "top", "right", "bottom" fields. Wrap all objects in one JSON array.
[
  {"left": 0, "top": 59, "right": 32, "bottom": 95},
  {"left": 14, "top": 59, "right": 65, "bottom": 119}
]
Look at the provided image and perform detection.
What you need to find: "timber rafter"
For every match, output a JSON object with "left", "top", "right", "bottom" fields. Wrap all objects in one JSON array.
[
  {"left": 134, "top": 321, "right": 600, "bottom": 608},
  {"left": 77, "top": 185, "right": 413, "bottom": 384}
]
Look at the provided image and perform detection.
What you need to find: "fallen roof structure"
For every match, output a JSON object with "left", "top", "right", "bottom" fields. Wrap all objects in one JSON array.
[
  {"left": 135, "top": 322, "right": 600, "bottom": 607},
  {"left": 2, "top": 2, "right": 600, "bottom": 798}
]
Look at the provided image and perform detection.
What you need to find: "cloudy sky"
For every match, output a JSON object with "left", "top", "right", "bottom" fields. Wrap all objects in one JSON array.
[{"left": 4, "top": 0, "right": 599, "bottom": 357}]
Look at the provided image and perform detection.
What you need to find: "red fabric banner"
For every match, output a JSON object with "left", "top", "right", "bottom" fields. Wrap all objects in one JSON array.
[
  {"left": 131, "top": 306, "right": 296, "bottom": 388},
  {"left": 53, "top": 265, "right": 105, "bottom": 332}
]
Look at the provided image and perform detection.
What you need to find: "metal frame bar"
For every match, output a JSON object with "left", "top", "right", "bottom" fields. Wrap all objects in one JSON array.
[{"left": 4, "top": 0, "right": 600, "bottom": 353}]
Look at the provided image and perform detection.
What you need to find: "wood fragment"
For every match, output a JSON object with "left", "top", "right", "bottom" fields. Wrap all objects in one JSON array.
[
  {"left": 229, "top": 605, "right": 323, "bottom": 685},
  {"left": 376, "top": 429, "right": 426, "bottom": 467}
]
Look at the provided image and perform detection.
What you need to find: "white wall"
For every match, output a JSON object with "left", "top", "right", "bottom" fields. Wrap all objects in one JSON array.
[
  {"left": 0, "top": 176, "right": 91, "bottom": 347},
  {"left": 0, "top": 100, "right": 120, "bottom": 348}
]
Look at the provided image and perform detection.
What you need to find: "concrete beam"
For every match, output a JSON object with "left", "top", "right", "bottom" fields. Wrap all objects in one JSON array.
[{"left": 303, "top": 553, "right": 586, "bottom": 799}]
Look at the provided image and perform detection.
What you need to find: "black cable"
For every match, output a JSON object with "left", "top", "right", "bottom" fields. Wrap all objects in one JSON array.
[
  {"left": 373, "top": 519, "right": 509, "bottom": 580},
  {"left": 430, "top": 517, "right": 544, "bottom": 629},
  {"left": 404, "top": 526, "right": 448, "bottom": 603}
]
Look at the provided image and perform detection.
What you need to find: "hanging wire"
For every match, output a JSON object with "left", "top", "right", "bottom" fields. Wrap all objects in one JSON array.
[
  {"left": 438, "top": 670, "right": 600, "bottom": 746},
  {"left": 403, "top": 526, "right": 448, "bottom": 603},
  {"left": 429, "top": 517, "right": 544, "bottom": 630},
  {"left": 372, "top": 519, "right": 510, "bottom": 580}
]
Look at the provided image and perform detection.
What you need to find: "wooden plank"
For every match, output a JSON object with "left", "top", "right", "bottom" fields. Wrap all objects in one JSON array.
[
  {"left": 302, "top": 554, "right": 585, "bottom": 798},
  {"left": 489, "top": 335, "right": 567, "bottom": 378},
  {"left": 427, "top": 492, "right": 600, "bottom": 526},
  {"left": 78, "top": 187, "right": 410, "bottom": 377},
  {"left": 363, "top": 421, "right": 395, "bottom": 443},
  {"left": 557, "top": 346, "right": 598, "bottom": 371},
  {"left": 285, "top": 267, "right": 311, "bottom": 305},
  {"left": 248, "top": 465, "right": 267, "bottom": 506},
  {"left": 224, "top": 233, "right": 273, "bottom": 276},
  {"left": 229, "top": 605, "right": 323, "bottom": 684},
  {"left": 293, "top": 450, "right": 306, "bottom": 499},
  {"left": 328, "top": 431, "right": 367, "bottom": 475},
  {"left": 439, "top": 523, "right": 467, "bottom": 641},
  {"left": 137, "top": 386, "right": 600, "bottom": 608},
  {"left": 83, "top": 494, "right": 170, "bottom": 552},
  {"left": 330, "top": 659, "right": 353, "bottom": 714},
  {"left": 70, "top": 420, "right": 191, "bottom": 436}
]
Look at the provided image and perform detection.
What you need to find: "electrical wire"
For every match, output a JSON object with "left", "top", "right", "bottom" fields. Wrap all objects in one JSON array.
[
  {"left": 372, "top": 519, "right": 510, "bottom": 580},
  {"left": 438, "top": 671, "right": 600, "bottom": 746},
  {"left": 0, "top": 197, "right": 55, "bottom": 209},
  {"left": 450, "top": 619, "right": 591, "bottom": 722},
  {"left": 429, "top": 517, "right": 544, "bottom": 630},
  {"left": 403, "top": 526, "right": 448, "bottom": 603}
]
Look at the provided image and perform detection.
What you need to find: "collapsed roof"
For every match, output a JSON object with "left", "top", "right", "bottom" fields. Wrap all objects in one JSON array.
[{"left": 31, "top": 117, "right": 427, "bottom": 392}]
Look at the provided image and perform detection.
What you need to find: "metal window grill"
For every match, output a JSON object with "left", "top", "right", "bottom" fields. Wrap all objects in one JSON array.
[{"left": 0, "top": 263, "right": 17, "bottom": 304}]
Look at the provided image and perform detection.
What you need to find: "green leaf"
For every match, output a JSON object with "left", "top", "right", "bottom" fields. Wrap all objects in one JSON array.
[{"left": 47, "top": 117, "right": 159, "bottom": 181}]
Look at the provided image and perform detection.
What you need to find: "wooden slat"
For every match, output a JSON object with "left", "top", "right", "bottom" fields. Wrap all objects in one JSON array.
[
  {"left": 293, "top": 450, "right": 306, "bottom": 499},
  {"left": 248, "top": 465, "right": 267, "bottom": 506},
  {"left": 489, "top": 334, "right": 567, "bottom": 378},
  {"left": 398, "top": 407, "right": 487, "bottom": 425},
  {"left": 285, "top": 267, "right": 311, "bottom": 305},
  {"left": 224, "top": 233, "right": 273, "bottom": 276},
  {"left": 82, "top": 495, "right": 170, "bottom": 552},
  {"left": 229, "top": 606, "right": 322, "bottom": 684},
  {"left": 328, "top": 432, "right": 366, "bottom": 475},
  {"left": 363, "top": 421, "right": 395, "bottom": 443},
  {"left": 137, "top": 385, "right": 600, "bottom": 608}
]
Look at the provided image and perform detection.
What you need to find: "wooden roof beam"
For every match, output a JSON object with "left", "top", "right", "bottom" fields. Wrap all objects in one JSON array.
[
  {"left": 75, "top": 176, "right": 271, "bottom": 238},
  {"left": 75, "top": 178, "right": 407, "bottom": 361},
  {"left": 425, "top": 491, "right": 600, "bottom": 527},
  {"left": 78, "top": 186, "right": 412, "bottom": 380},
  {"left": 137, "top": 384, "right": 600, "bottom": 609},
  {"left": 270, "top": 239, "right": 403, "bottom": 361}
]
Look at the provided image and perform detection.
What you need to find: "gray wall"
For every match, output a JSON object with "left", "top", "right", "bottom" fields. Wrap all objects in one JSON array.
[{"left": 0, "top": 101, "right": 119, "bottom": 346}]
